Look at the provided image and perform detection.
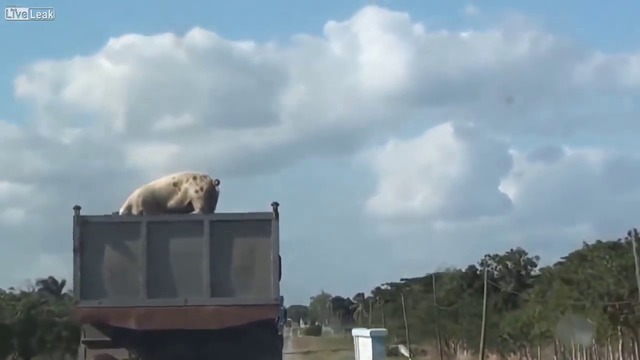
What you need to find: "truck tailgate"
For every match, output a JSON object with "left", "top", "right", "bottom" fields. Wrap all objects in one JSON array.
[{"left": 74, "top": 211, "right": 280, "bottom": 307}]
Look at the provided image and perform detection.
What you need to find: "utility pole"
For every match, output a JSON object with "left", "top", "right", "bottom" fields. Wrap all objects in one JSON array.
[
  {"left": 433, "top": 274, "right": 444, "bottom": 360},
  {"left": 479, "top": 268, "right": 489, "bottom": 360},
  {"left": 401, "top": 292, "right": 412, "bottom": 359},
  {"left": 631, "top": 229, "right": 640, "bottom": 360},
  {"left": 631, "top": 228, "right": 640, "bottom": 302}
]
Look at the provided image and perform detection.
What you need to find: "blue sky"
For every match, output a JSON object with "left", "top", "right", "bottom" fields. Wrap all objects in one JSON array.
[{"left": 2, "top": 0, "right": 640, "bottom": 305}]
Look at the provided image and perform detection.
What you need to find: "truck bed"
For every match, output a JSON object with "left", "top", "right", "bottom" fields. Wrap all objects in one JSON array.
[{"left": 72, "top": 207, "right": 281, "bottom": 330}]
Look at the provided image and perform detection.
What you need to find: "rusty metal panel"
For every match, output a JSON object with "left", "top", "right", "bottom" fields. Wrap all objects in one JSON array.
[
  {"left": 74, "top": 211, "right": 279, "bottom": 308},
  {"left": 74, "top": 305, "right": 281, "bottom": 330}
]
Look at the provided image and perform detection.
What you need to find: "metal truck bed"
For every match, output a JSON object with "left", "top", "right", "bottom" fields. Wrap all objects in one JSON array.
[
  {"left": 73, "top": 208, "right": 280, "bottom": 307},
  {"left": 71, "top": 203, "right": 284, "bottom": 360},
  {"left": 71, "top": 204, "right": 281, "bottom": 330}
]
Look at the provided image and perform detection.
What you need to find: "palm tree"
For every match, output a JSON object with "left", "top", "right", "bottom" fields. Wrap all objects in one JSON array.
[
  {"left": 351, "top": 293, "right": 368, "bottom": 326},
  {"left": 35, "top": 277, "right": 66, "bottom": 300},
  {"left": 366, "top": 296, "right": 374, "bottom": 327},
  {"left": 375, "top": 295, "right": 387, "bottom": 328},
  {"left": 326, "top": 299, "right": 333, "bottom": 326}
]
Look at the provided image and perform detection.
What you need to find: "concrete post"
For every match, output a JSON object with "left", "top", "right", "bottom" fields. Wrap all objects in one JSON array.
[{"left": 352, "top": 328, "right": 388, "bottom": 360}]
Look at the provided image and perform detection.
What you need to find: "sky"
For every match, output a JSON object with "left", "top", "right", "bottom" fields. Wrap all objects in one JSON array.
[{"left": 1, "top": 0, "right": 640, "bottom": 305}]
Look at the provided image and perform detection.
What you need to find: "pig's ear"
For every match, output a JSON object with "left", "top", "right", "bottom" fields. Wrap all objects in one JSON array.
[{"left": 213, "top": 178, "right": 221, "bottom": 187}]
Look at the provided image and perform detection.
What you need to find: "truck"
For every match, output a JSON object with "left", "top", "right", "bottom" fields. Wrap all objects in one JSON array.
[{"left": 71, "top": 202, "right": 284, "bottom": 360}]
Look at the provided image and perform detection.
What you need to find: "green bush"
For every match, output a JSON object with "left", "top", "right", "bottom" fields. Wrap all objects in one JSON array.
[{"left": 302, "top": 324, "right": 323, "bottom": 336}]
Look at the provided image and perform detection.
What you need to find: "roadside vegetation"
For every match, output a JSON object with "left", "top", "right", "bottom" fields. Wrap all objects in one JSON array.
[
  {"left": 290, "top": 228, "right": 640, "bottom": 359},
  {"left": 0, "top": 276, "right": 77, "bottom": 359},
  {"left": 3, "top": 229, "right": 640, "bottom": 359}
]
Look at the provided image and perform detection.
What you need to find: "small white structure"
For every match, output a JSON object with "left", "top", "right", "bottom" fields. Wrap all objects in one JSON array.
[{"left": 352, "top": 328, "right": 388, "bottom": 360}]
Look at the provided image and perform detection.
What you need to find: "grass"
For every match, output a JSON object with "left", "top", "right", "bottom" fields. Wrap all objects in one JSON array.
[
  {"left": 284, "top": 334, "right": 352, "bottom": 359},
  {"left": 283, "top": 334, "right": 407, "bottom": 360},
  {"left": 282, "top": 334, "right": 509, "bottom": 359}
]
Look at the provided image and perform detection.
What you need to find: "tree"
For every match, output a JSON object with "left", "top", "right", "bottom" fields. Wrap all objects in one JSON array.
[
  {"left": 351, "top": 293, "right": 368, "bottom": 326},
  {"left": 0, "top": 278, "right": 78, "bottom": 360},
  {"left": 35, "top": 276, "right": 67, "bottom": 299},
  {"left": 305, "top": 228, "right": 640, "bottom": 359},
  {"left": 329, "top": 295, "right": 355, "bottom": 327},
  {"left": 287, "top": 304, "right": 309, "bottom": 324},
  {"left": 308, "top": 291, "right": 332, "bottom": 325}
]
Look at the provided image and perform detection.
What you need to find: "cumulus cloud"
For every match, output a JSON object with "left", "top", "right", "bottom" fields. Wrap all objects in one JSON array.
[
  {"left": 368, "top": 131, "right": 640, "bottom": 229},
  {"left": 14, "top": 6, "right": 640, "bottom": 178},
  {"left": 365, "top": 129, "right": 640, "bottom": 272},
  {"left": 365, "top": 121, "right": 512, "bottom": 222},
  {"left": 503, "top": 146, "right": 640, "bottom": 234},
  {"left": 2, "top": 5, "right": 640, "bottom": 301}
]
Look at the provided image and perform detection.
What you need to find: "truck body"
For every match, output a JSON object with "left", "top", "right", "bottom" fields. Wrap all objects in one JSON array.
[{"left": 72, "top": 203, "right": 283, "bottom": 360}]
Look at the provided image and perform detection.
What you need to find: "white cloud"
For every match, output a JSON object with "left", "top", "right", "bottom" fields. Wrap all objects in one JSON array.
[
  {"left": 503, "top": 146, "right": 640, "bottom": 233},
  {"left": 14, "top": 6, "right": 640, "bottom": 178},
  {"left": 368, "top": 133, "right": 640, "bottom": 233},
  {"left": 2, "top": 5, "right": 640, "bottom": 302},
  {"left": 365, "top": 128, "right": 640, "bottom": 273},
  {"left": 365, "top": 121, "right": 512, "bottom": 222}
]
